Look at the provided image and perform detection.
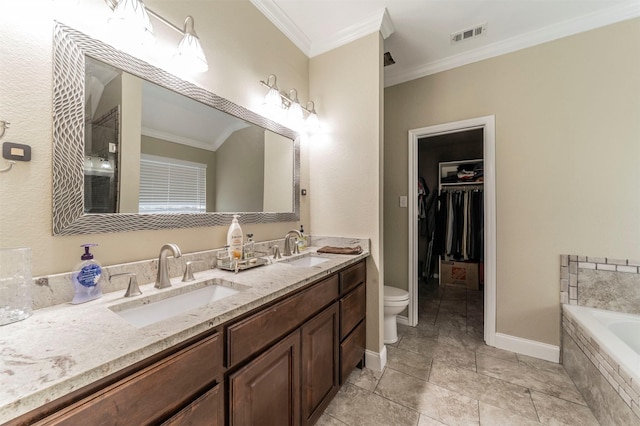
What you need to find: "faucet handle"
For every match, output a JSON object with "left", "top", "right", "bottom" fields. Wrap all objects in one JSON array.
[
  {"left": 182, "top": 260, "right": 203, "bottom": 282},
  {"left": 271, "top": 245, "right": 281, "bottom": 260},
  {"left": 292, "top": 239, "right": 300, "bottom": 255},
  {"left": 110, "top": 272, "right": 141, "bottom": 298}
]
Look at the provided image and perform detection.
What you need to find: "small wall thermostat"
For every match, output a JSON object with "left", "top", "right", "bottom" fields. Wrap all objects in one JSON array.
[{"left": 2, "top": 142, "right": 31, "bottom": 162}]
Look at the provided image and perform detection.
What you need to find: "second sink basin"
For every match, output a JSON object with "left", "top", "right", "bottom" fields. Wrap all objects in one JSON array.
[
  {"left": 282, "top": 254, "right": 330, "bottom": 267},
  {"left": 110, "top": 280, "right": 240, "bottom": 328}
]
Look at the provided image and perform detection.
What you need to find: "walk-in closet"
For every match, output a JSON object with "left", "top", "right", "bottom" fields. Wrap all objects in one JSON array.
[{"left": 417, "top": 128, "right": 484, "bottom": 329}]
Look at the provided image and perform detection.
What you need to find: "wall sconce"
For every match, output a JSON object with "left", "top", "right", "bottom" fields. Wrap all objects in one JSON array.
[
  {"left": 260, "top": 74, "right": 320, "bottom": 132},
  {"left": 105, "top": 0, "right": 209, "bottom": 73}
]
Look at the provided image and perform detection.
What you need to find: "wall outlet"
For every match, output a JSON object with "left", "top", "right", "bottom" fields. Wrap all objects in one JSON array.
[{"left": 399, "top": 195, "right": 408, "bottom": 208}]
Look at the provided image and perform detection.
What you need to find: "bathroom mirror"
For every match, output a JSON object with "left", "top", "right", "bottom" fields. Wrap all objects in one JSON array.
[{"left": 53, "top": 23, "right": 299, "bottom": 235}]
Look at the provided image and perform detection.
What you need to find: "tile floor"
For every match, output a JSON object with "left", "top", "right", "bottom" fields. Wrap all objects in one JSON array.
[{"left": 317, "top": 281, "right": 599, "bottom": 426}]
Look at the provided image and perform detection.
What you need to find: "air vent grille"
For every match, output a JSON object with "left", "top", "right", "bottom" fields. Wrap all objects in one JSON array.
[{"left": 451, "top": 23, "right": 487, "bottom": 44}]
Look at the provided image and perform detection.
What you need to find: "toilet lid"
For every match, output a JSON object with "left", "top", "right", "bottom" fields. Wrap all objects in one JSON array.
[{"left": 384, "top": 285, "right": 409, "bottom": 301}]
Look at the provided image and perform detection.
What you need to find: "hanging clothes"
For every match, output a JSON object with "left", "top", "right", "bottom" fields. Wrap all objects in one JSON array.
[{"left": 437, "top": 186, "right": 483, "bottom": 261}]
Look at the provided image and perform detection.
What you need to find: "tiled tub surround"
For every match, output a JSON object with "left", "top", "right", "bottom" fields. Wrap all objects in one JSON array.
[
  {"left": 0, "top": 236, "right": 369, "bottom": 423},
  {"left": 560, "top": 254, "right": 640, "bottom": 424}
]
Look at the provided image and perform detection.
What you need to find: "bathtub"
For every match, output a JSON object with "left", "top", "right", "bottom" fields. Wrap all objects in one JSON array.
[{"left": 563, "top": 304, "right": 640, "bottom": 382}]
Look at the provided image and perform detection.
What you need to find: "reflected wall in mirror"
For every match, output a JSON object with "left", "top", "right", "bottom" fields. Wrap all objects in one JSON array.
[
  {"left": 84, "top": 57, "right": 294, "bottom": 215},
  {"left": 53, "top": 23, "right": 299, "bottom": 235}
]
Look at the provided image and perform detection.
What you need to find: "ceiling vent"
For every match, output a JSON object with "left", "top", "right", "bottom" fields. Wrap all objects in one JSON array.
[{"left": 451, "top": 23, "right": 487, "bottom": 44}]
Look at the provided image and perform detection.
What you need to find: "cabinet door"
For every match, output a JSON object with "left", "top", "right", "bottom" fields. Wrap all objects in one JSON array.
[
  {"left": 162, "top": 383, "right": 223, "bottom": 426},
  {"left": 301, "top": 303, "right": 339, "bottom": 426},
  {"left": 229, "top": 330, "right": 301, "bottom": 426},
  {"left": 35, "top": 332, "right": 222, "bottom": 426}
]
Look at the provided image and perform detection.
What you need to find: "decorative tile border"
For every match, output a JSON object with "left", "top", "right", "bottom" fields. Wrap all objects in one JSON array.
[
  {"left": 560, "top": 255, "right": 640, "bottom": 305},
  {"left": 563, "top": 313, "right": 640, "bottom": 418}
]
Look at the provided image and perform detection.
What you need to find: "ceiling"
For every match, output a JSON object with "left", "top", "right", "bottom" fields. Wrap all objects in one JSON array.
[{"left": 251, "top": 0, "right": 639, "bottom": 87}]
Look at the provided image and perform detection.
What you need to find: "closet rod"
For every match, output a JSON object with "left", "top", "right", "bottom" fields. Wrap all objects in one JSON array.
[{"left": 441, "top": 184, "right": 483, "bottom": 191}]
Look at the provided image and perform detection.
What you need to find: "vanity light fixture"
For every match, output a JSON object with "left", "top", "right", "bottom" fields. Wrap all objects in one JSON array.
[
  {"left": 287, "top": 89, "right": 304, "bottom": 128},
  {"left": 305, "top": 101, "right": 320, "bottom": 132},
  {"left": 259, "top": 74, "right": 320, "bottom": 132},
  {"left": 175, "top": 16, "right": 208, "bottom": 73},
  {"left": 105, "top": 0, "right": 209, "bottom": 73},
  {"left": 107, "top": 0, "right": 155, "bottom": 46}
]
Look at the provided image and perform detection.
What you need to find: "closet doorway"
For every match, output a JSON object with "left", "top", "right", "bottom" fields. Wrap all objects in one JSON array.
[{"left": 407, "top": 116, "right": 496, "bottom": 346}]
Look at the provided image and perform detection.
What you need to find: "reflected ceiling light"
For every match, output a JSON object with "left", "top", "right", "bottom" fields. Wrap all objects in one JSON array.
[
  {"left": 259, "top": 74, "right": 320, "bottom": 133},
  {"left": 108, "top": 0, "right": 155, "bottom": 46},
  {"left": 175, "top": 16, "right": 208, "bottom": 73}
]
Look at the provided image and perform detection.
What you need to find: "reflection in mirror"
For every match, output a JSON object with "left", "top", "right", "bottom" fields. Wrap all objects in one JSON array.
[
  {"left": 84, "top": 57, "right": 294, "bottom": 215},
  {"left": 52, "top": 23, "right": 299, "bottom": 235}
]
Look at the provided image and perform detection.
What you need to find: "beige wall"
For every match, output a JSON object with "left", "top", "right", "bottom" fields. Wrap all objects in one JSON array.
[
  {"left": 215, "top": 126, "right": 264, "bottom": 212},
  {"left": 384, "top": 19, "right": 640, "bottom": 346},
  {"left": 0, "top": 0, "right": 309, "bottom": 276},
  {"left": 263, "top": 131, "right": 294, "bottom": 212},
  {"left": 310, "top": 33, "right": 385, "bottom": 354}
]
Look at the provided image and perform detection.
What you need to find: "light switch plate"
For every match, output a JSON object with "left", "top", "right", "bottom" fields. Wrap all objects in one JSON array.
[
  {"left": 399, "top": 195, "right": 408, "bottom": 208},
  {"left": 2, "top": 142, "right": 31, "bottom": 161}
]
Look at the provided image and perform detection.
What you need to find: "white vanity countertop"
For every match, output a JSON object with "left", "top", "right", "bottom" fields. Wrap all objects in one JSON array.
[{"left": 0, "top": 242, "right": 369, "bottom": 423}]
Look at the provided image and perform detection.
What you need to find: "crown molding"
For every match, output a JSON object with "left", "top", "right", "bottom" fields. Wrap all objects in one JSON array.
[
  {"left": 310, "top": 8, "right": 394, "bottom": 57},
  {"left": 252, "top": 0, "right": 394, "bottom": 57},
  {"left": 250, "top": 0, "right": 312, "bottom": 55},
  {"left": 385, "top": 0, "right": 640, "bottom": 87}
]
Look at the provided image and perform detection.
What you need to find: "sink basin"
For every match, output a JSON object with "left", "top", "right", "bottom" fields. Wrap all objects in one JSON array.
[
  {"left": 282, "top": 255, "right": 330, "bottom": 267},
  {"left": 111, "top": 282, "right": 239, "bottom": 328}
]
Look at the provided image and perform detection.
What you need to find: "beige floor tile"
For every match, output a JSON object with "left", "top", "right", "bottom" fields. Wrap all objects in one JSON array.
[
  {"left": 398, "top": 334, "right": 477, "bottom": 371},
  {"left": 418, "top": 414, "right": 447, "bottom": 425},
  {"left": 386, "top": 345, "right": 433, "bottom": 380},
  {"left": 478, "top": 402, "right": 541, "bottom": 425},
  {"left": 530, "top": 390, "right": 599, "bottom": 426},
  {"left": 437, "top": 327, "right": 484, "bottom": 352},
  {"left": 474, "top": 344, "right": 519, "bottom": 363},
  {"left": 315, "top": 413, "right": 349, "bottom": 426},
  {"left": 516, "top": 353, "right": 566, "bottom": 374},
  {"left": 476, "top": 353, "right": 585, "bottom": 405},
  {"left": 325, "top": 383, "right": 420, "bottom": 426},
  {"left": 346, "top": 366, "right": 383, "bottom": 392},
  {"left": 375, "top": 368, "right": 480, "bottom": 426},
  {"left": 429, "top": 361, "right": 538, "bottom": 420}
]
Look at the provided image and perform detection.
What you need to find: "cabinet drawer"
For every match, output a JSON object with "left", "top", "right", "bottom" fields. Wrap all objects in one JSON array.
[
  {"left": 37, "top": 332, "right": 222, "bottom": 425},
  {"left": 339, "top": 283, "right": 366, "bottom": 340},
  {"left": 162, "top": 383, "right": 223, "bottom": 426},
  {"left": 340, "top": 320, "right": 365, "bottom": 384},
  {"left": 227, "top": 275, "right": 339, "bottom": 367},
  {"left": 339, "top": 260, "right": 365, "bottom": 295}
]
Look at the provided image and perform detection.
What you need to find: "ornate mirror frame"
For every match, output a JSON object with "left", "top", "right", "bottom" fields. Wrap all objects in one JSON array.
[{"left": 52, "top": 23, "right": 300, "bottom": 235}]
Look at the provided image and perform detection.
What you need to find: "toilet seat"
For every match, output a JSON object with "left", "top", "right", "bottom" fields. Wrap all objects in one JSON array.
[{"left": 384, "top": 285, "right": 409, "bottom": 302}]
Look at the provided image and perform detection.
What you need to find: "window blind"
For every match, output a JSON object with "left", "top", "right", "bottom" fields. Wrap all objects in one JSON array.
[{"left": 139, "top": 154, "right": 206, "bottom": 214}]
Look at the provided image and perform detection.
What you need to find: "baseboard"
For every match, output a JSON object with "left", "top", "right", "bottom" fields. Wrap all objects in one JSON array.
[
  {"left": 397, "top": 315, "right": 409, "bottom": 326},
  {"left": 494, "top": 332, "right": 560, "bottom": 363},
  {"left": 365, "top": 345, "right": 387, "bottom": 372}
]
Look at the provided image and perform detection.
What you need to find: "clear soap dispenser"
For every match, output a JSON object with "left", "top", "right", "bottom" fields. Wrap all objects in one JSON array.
[{"left": 71, "top": 244, "right": 104, "bottom": 304}]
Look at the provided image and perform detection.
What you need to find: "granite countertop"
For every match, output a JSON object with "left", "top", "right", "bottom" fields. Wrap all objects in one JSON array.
[{"left": 0, "top": 240, "right": 369, "bottom": 423}]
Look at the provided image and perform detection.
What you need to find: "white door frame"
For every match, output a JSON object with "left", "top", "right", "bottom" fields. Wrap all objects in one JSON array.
[{"left": 408, "top": 115, "right": 496, "bottom": 346}]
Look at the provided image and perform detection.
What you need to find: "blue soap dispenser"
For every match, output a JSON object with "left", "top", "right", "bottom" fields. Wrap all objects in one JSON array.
[{"left": 71, "top": 244, "right": 104, "bottom": 304}]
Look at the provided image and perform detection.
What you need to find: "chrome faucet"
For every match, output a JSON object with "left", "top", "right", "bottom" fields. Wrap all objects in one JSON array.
[
  {"left": 155, "top": 243, "right": 182, "bottom": 289},
  {"left": 283, "top": 230, "right": 302, "bottom": 256}
]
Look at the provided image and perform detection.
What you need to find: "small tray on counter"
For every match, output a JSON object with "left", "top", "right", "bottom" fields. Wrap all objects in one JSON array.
[{"left": 217, "top": 257, "right": 269, "bottom": 272}]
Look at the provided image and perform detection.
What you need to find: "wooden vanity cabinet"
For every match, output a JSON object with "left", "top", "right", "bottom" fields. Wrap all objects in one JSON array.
[
  {"left": 227, "top": 259, "right": 366, "bottom": 426},
  {"left": 301, "top": 303, "right": 340, "bottom": 426},
  {"left": 338, "top": 260, "right": 367, "bottom": 384},
  {"left": 23, "top": 330, "right": 224, "bottom": 426}
]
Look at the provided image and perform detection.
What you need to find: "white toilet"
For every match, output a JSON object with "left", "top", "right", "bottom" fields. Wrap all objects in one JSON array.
[{"left": 383, "top": 285, "right": 410, "bottom": 344}]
